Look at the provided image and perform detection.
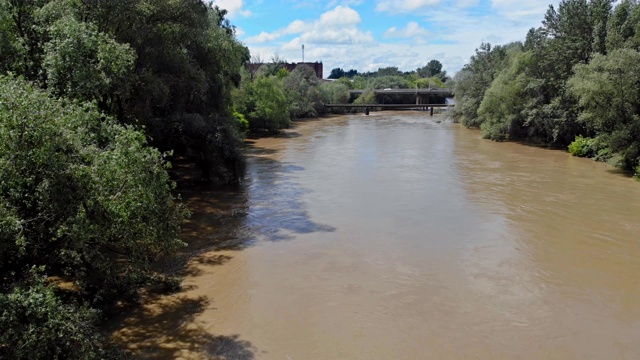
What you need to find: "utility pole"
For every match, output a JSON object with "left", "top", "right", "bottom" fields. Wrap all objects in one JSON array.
[{"left": 302, "top": 44, "right": 305, "bottom": 63}]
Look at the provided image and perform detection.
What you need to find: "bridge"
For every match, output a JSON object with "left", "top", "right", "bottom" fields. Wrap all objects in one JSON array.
[
  {"left": 325, "top": 88, "right": 454, "bottom": 115},
  {"left": 325, "top": 103, "right": 452, "bottom": 116}
]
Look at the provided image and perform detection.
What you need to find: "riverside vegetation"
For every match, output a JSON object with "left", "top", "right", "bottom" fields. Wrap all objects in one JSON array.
[
  {"left": 453, "top": 0, "right": 640, "bottom": 179},
  {"left": 1, "top": 0, "right": 638, "bottom": 358},
  {"left": 0, "top": 0, "right": 242, "bottom": 357}
]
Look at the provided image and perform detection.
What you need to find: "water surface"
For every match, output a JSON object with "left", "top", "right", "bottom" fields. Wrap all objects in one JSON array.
[{"left": 112, "top": 112, "right": 640, "bottom": 359}]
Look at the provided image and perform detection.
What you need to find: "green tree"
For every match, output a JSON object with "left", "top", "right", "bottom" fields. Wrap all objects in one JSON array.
[
  {"left": 234, "top": 75, "right": 290, "bottom": 132},
  {"left": 453, "top": 42, "right": 511, "bottom": 127},
  {"left": 0, "top": 75, "right": 187, "bottom": 354},
  {"left": 328, "top": 67, "right": 346, "bottom": 79},
  {"left": 416, "top": 60, "right": 447, "bottom": 81},
  {"left": 320, "top": 82, "right": 350, "bottom": 113},
  {"left": 284, "top": 65, "right": 324, "bottom": 118},
  {"left": 0, "top": 75, "right": 186, "bottom": 306},
  {"left": 568, "top": 48, "right": 640, "bottom": 173},
  {"left": 0, "top": 0, "right": 249, "bottom": 183},
  {"left": 376, "top": 66, "right": 402, "bottom": 77},
  {"left": 605, "top": 0, "right": 640, "bottom": 51},
  {"left": 478, "top": 49, "right": 531, "bottom": 140}
]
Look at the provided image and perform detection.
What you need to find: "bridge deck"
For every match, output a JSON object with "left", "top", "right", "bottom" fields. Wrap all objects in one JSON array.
[{"left": 325, "top": 103, "right": 452, "bottom": 108}]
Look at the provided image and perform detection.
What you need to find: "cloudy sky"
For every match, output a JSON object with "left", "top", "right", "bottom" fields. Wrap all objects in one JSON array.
[{"left": 213, "top": 0, "right": 560, "bottom": 78}]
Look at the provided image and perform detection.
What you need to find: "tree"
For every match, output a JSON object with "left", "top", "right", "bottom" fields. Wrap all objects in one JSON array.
[
  {"left": 328, "top": 67, "right": 346, "bottom": 79},
  {"left": 0, "top": 75, "right": 187, "bottom": 354},
  {"left": 0, "top": 0, "right": 249, "bottom": 183},
  {"left": 568, "top": 48, "right": 640, "bottom": 173},
  {"left": 376, "top": 66, "right": 402, "bottom": 76},
  {"left": 478, "top": 49, "right": 531, "bottom": 140},
  {"left": 605, "top": 0, "right": 640, "bottom": 51},
  {"left": 452, "top": 43, "right": 512, "bottom": 127},
  {"left": 319, "top": 82, "right": 350, "bottom": 112},
  {"left": 284, "top": 65, "right": 324, "bottom": 118},
  {"left": 417, "top": 60, "right": 440, "bottom": 77},
  {"left": 234, "top": 75, "right": 290, "bottom": 132}
]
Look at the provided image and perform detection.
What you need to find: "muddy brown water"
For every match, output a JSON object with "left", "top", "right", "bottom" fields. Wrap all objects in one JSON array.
[{"left": 111, "top": 112, "right": 640, "bottom": 359}]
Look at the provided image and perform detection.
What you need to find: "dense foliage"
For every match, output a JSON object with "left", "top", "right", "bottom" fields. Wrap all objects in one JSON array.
[
  {"left": 0, "top": 76, "right": 187, "bottom": 358},
  {"left": 453, "top": 0, "right": 640, "bottom": 179},
  {"left": 0, "top": 0, "right": 249, "bottom": 356},
  {"left": 0, "top": 0, "right": 249, "bottom": 183}
]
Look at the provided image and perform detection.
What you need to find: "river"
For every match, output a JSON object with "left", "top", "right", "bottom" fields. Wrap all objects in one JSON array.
[{"left": 111, "top": 111, "right": 640, "bottom": 359}]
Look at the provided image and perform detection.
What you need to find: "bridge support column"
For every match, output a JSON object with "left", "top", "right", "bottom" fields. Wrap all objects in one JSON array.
[
  {"left": 365, "top": 107, "right": 369, "bottom": 116},
  {"left": 430, "top": 107, "right": 434, "bottom": 116}
]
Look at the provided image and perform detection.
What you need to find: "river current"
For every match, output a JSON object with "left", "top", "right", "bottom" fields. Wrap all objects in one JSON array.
[{"left": 112, "top": 112, "right": 640, "bottom": 359}]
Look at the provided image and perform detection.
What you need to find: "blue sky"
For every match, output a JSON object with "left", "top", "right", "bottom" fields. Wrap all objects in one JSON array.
[{"left": 213, "top": 0, "right": 560, "bottom": 78}]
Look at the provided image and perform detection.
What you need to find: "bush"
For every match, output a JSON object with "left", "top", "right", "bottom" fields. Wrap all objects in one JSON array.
[
  {"left": 232, "top": 110, "right": 249, "bottom": 135},
  {"left": 0, "top": 273, "right": 115, "bottom": 360},
  {"left": 568, "top": 136, "right": 597, "bottom": 157}
]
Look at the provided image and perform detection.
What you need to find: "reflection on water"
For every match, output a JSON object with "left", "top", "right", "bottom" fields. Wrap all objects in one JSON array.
[{"left": 111, "top": 112, "right": 640, "bottom": 359}]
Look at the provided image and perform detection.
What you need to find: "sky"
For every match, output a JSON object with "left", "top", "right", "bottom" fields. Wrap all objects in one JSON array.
[{"left": 212, "top": 0, "right": 561, "bottom": 78}]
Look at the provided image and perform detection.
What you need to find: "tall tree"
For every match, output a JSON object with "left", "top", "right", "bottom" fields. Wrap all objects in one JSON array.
[{"left": 568, "top": 48, "right": 640, "bottom": 172}]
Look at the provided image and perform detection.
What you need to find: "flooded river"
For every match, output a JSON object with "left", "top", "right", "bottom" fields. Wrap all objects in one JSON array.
[{"left": 112, "top": 112, "right": 640, "bottom": 359}]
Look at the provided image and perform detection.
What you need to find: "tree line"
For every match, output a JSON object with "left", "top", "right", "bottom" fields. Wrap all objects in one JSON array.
[{"left": 453, "top": 0, "right": 640, "bottom": 180}]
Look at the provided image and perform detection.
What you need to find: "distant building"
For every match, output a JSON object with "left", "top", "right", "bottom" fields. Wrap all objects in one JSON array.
[{"left": 246, "top": 61, "right": 324, "bottom": 79}]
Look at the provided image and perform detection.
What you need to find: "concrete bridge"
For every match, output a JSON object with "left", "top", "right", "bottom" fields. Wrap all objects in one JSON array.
[
  {"left": 325, "top": 103, "right": 452, "bottom": 116},
  {"left": 349, "top": 88, "right": 453, "bottom": 105},
  {"left": 325, "top": 88, "right": 454, "bottom": 115}
]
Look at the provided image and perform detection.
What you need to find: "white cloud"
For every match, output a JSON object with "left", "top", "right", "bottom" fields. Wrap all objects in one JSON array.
[
  {"left": 245, "top": 6, "right": 374, "bottom": 45},
  {"left": 491, "top": 0, "right": 557, "bottom": 22},
  {"left": 212, "top": 0, "right": 251, "bottom": 18},
  {"left": 376, "top": 0, "right": 441, "bottom": 13},
  {"left": 246, "top": 31, "right": 281, "bottom": 44},
  {"left": 384, "top": 22, "right": 430, "bottom": 40},
  {"left": 376, "top": 0, "right": 481, "bottom": 13},
  {"left": 326, "top": 0, "right": 364, "bottom": 8},
  {"left": 319, "top": 5, "right": 362, "bottom": 26}
]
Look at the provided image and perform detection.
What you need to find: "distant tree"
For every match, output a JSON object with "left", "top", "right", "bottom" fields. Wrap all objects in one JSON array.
[
  {"left": 376, "top": 66, "right": 402, "bottom": 76},
  {"left": 320, "top": 82, "right": 350, "bottom": 111},
  {"left": 345, "top": 69, "right": 359, "bottom": 78},
  {"left": 328, "top": 67, "right": 346, "bottom": 79},
  {"left": 415, "top": 77, "right": 446, "bottom": 89},
  {"left": 417, "top": 60, "right": 442, "bottom": 77},
  {"left": 284, "top": 65, "right": 324, "bottom": 118},
  {"left": 260, "top": 54, "right": 288, "bottom": 77}
]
